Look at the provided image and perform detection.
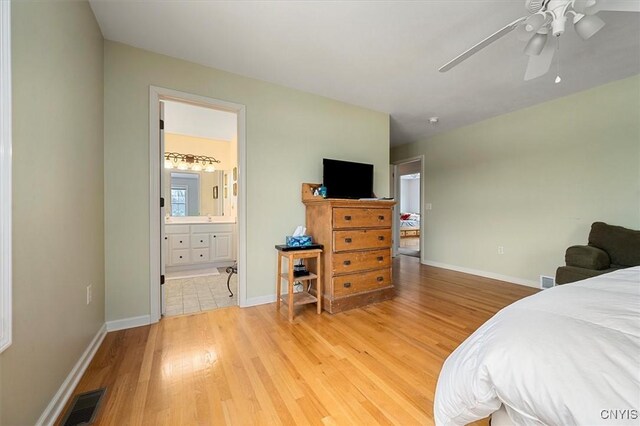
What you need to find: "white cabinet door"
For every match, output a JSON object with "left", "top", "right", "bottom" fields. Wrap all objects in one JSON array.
[
  {"left": 163, "top": 234, "right": 170, "bottom": 266},
  {"left": 212, "top": 233, "right": 233, "bottom": 261}
]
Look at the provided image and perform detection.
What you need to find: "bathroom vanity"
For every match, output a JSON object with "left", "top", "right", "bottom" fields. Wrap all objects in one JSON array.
[{"left": 164, "top": 219, "right": 236, "bottom": 272}]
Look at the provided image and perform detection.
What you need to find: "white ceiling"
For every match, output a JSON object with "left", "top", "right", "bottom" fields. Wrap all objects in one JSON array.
[
  {"left": 90, "top": 1, "right": 640, "bottom": 146},
  {"left": 163, "top": 100, "right": 237, "bottom": 141}
]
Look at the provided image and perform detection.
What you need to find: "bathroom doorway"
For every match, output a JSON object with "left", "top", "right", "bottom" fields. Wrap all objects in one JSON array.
[{"left": 149, "top": 87, "right": 246, "bottom": 323}]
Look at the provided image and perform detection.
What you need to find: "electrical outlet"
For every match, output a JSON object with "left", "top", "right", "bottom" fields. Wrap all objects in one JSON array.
[
  {"left": 497, "top": 246, "right": 505, "bottom": 255},
  {"left": 86, "top": 284, "right": 92, "bottom": 305}
]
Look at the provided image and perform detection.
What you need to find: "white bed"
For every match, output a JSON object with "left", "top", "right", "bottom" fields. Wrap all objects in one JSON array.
[{"left": 434, "top": 266, "right": 640, "bottom": 426}]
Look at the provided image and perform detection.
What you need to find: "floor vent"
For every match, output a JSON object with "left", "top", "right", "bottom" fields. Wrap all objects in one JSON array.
[
  {"left": 540, "top": 275, "right": 555, "bottom": 289},
  {"left": 61, "top": 388, "right": 106, "bottom": 426}
]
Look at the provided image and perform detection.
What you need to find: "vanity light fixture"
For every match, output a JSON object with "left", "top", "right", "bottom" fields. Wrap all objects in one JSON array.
[{"left": 164, "top": 152, "right": 220, "bottom": 173}]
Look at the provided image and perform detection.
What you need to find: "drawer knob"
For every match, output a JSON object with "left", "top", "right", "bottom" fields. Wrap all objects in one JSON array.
[
  {"left": 200, "top": 240, "right": 204, "bottom": 243},
  {"left": 378, "top": 236, "right": 385, "bottom": 241},
  {"left": 179, "top": 240, "right": 183, "bottom": 243},
  {"left": 213, "top": 235, "right": 216, "bottom": 238},
  {"left": 377, "top": 276, "right": 384, "bottom": 282},
  {"left": 179, "top": 256, "right": 183, "bottom": 259},
  {"left": 343, "top": 260, "right": 351, "bottom": 266},
  {"left": 345, "top": 238, "right": 352, "bottom": 243},
  {"left": 344, "top": 215, "right": 352, "bottom": 221},
  {"left": 377, "top": 256, "right": 384, "bottom": 261},
  {"left": 343, "top": 282, "right": 352, "bottom": 288},
  {"left": 378, "top": 215, "right": 384, "bottom": 220},
  {"left": 164, "top": 237, "right": 167, "bottom": 240},
  {"left": 200, "top": 254, "right": 203, "bottom": 257}
]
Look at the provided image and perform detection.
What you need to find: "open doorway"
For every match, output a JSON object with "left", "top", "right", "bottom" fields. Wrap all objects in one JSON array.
[
  {"left": 149, "top": 87, "right": 247, "bottom": 323},
  {"left": 391, "top": 157, "right": 424, "bottom": 260},
  {"left": 161, "top": 100, "right": 239, "bottom": 317}
]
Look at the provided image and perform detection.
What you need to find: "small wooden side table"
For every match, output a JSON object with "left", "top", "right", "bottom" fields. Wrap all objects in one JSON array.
[{"left": 275, "top": 245, "right": 322, "bottom": 322}]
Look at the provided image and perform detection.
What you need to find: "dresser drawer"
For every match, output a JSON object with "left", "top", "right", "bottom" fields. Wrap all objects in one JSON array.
[
  {"left": 171, "top": 249, "right": 190, "bottom": 264},
  {"left": 333, "top": 208, "right": 392, "bottom": 229},
  {"left": 191, "top": 248, "right": 210, "bottom": 263},
  {"left": 332, "top": 248, "right": 391, "bottom": 275},
  {"left": 170, "top": 234, "right": 190, "bottom": 249},
  {"left": 333, "top": 229, "right": 391, "bottom": 252},
  {"left": 333, "top": 268, "right": 391, "bottom": 297},
  {"left": 191, "top": 235, "right": 209, "bottom": 248}
]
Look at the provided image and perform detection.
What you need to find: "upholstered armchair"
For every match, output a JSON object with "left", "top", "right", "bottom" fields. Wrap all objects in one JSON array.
[{"left": 555, "top": 222, "right": 640, "bottom": 285}]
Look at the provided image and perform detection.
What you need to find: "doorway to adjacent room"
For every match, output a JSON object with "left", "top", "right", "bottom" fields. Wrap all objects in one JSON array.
[
  {"left": 391, "top": 156, "right": 424, "bottom": 260},
  {"left": 149, "top": 87, "right": 247, "bottom": 323}
]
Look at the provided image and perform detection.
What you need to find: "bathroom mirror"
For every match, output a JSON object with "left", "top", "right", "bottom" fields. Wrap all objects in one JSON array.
[{"left": 165, "top": 170, "right": 232, "bottom": 217}]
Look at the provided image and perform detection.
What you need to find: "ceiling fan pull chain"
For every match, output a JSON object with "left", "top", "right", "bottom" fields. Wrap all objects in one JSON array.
[{"left": 555, "top": 37, "right": 562, "bottom": 84}]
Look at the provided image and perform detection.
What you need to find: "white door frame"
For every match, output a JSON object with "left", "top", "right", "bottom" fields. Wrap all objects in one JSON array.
[
  {"left": 391, "top": 155, "right": 425, "bottom": 263},
  {"left": 0, "top": 0, "right": 12, "bottom": 353},
  {"left": 149, "top": 86, "right": 247, "bottom": 323}
]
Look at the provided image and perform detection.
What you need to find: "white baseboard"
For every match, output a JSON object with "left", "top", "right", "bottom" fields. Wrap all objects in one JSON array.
[
  {"left": 106, "top": 314, "right": 151, "bottom": 332},
  {"left": 422, "top": 260, "right": 539, "bottom": 288},
  {"left": 36, "top": 323, "right": 107, "bottom": 426},
  {"left": 241, "top": 294, "right": 276, "bottom": 307}
]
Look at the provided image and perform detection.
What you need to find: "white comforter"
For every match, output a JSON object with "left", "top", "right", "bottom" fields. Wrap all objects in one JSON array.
[{"left": 434, "top": 267, "right": 640, "bottom": 426}]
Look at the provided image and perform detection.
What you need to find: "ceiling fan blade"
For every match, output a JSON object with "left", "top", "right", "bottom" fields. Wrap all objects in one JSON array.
[
  {"left": 439, "top": 17, "right": 527, "bottom": 72},
  {"left": 524, "top": 35, "right": 557, "bottom": 81},
  {"left": 586, "top": 0, "right": 640, "bottom": 13}
]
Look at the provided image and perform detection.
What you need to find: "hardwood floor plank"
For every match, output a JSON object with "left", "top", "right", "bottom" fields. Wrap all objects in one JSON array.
[{"left": 58, "top": 257, "right": 538, "bottom": 425}]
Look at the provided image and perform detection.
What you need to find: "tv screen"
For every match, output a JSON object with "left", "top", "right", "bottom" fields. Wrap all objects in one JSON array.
[{"left": 323, "top": 158, "right": 374, "bottom": 199}]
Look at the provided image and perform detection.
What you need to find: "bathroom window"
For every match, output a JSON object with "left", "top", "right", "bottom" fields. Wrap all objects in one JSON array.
[{"left": 171, "top": 187, "right": 188, "bottom": 216}]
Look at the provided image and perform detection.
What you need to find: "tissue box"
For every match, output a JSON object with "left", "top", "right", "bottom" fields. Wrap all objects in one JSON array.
[{"left": 286, "top": 235, "right": 312, "bottom": 247}]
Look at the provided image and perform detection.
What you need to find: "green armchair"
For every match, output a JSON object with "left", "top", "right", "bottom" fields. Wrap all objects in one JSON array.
[{"left": 555, "top": 222, "right": 640, "bottom": 285}]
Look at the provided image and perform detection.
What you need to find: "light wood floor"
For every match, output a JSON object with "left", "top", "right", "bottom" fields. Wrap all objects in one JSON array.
[
  {"left": 399, "top": 236, "right": 420, "bottom": 249},
  {"left": 60, "top": 256, "right": 537, "bottom": 425}
]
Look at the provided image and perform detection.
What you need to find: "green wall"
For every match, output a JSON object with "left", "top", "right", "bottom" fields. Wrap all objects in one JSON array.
[
  {"left": 104, "top": 42, "right": 390, "bottom": 321},
  {"left": 392, "top": 74, "right": 640, "bottom": 285},
  {"left": 0, "top": 1, "right": 105, "bottom": 424}
]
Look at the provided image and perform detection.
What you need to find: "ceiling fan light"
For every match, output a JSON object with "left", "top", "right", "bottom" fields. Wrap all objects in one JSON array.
[
  {"left": 573, "top": 0, "right": 597, "bottom": 14},
  {"left": 575, "top": 14, "right": 605, "bottom": 40},
  {"left": 517, "top": 13, "right": 546, "bottom": 41},
  {"left": 524, "top": 33, "right": 548, "bottom": 56}
]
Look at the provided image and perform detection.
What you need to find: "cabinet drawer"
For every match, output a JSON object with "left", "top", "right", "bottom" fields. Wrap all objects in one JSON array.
[
  {"left": 191, "top": 248, "right": 210, "bottom": 263},
  {"left": 333, "top": 229, "right": 391, "bottom": 252},
  {"left": 191, "top": 235, "right": 209, "bottom": 248},
  {"left": 170, "top": 234, "right": 190, "bottom": 249},
  {"left": 333, "top": 208, "right": 391, "bottom": 229},
  {"left": 332, "top": 249, "right": 391, "bottom": 275},
  {"left": 333, "top": 268, "right": 391, "bottom": 297},
  {"left": 171, "top": 249, "right": 190, "bottom": 265}
]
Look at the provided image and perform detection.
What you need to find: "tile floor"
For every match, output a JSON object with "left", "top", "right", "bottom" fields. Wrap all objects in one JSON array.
[{"left": 164, "top": 270, "right": 238, "bottom": 317}]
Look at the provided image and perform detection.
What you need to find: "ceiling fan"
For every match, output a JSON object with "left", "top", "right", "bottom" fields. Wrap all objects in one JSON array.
[{"left": 439, "top": 0, "right": 640, "bottom": 81}]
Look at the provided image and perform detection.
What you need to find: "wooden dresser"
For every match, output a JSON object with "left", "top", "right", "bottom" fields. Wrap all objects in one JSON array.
[{"left": 303, "top": 184, "right": 395, "bottom": 313}]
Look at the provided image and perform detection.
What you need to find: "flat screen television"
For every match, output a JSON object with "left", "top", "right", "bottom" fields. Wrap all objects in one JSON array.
[{"left": 323, "top": 158, "right": 374, "bottom": 199}]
